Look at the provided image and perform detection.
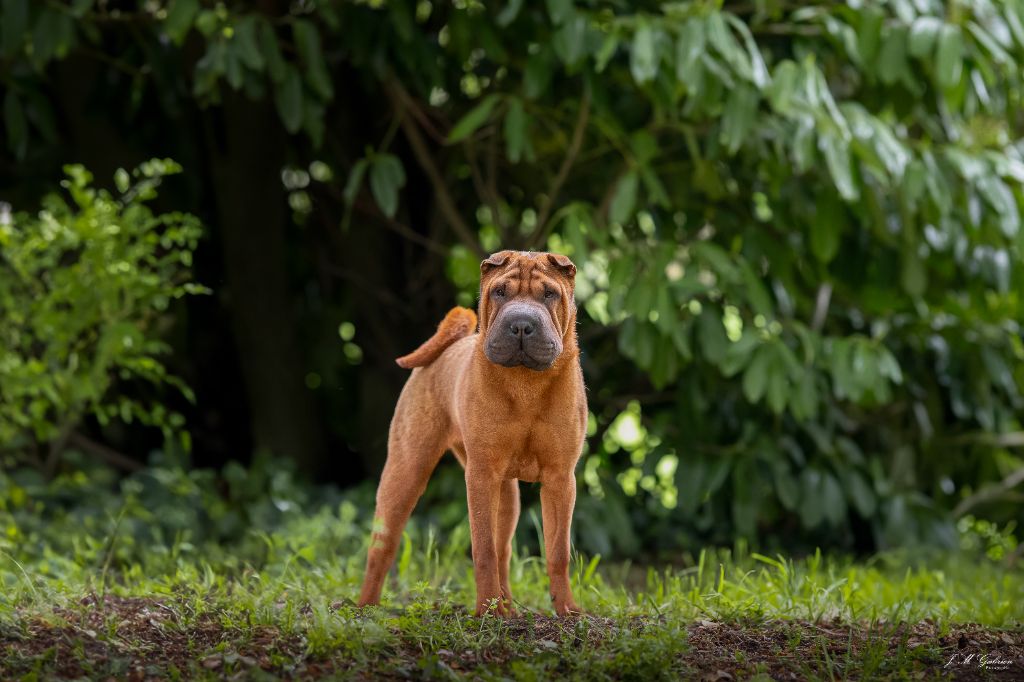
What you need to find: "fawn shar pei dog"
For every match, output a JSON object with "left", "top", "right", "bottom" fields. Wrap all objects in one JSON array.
[{"left": 357, "top": 250, "right": 586, "bottom": 616}]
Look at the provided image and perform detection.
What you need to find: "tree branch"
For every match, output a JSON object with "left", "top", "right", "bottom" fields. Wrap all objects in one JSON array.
[
  {"left": 353, "top": 198, "right": 450, "bottom": 256},
  {"left": 386, "top": 79, "right": 448, "bottom": 144},
  {"left": 948, "top": 431, "right": 1024, "bottom": 448},
  {"left": 525, "top": 86, "right": 592, "bottom": 249},
  {"left": 486, "top": 131, "right": 504, "bottom": 238},
  {"left": 45, "top": 421, "right": 75, "bottom": 478},
  {"left": 323, "top": 179, "right": 450, "bottom": 257},
  {"left": 323, "top": 261, "right": 414, "bottom": 312},
  {"left": 68, "top": 432, "right": 143, "bottom": 472},
  {"left": 464, "top": 136, "right": 502, "bottom": 230},
  {"left": 386, "top": 81, "right": 485, "bottom": 259},
  {"left": 954, "top": 465, "right": 1024, "bottom": 518}
]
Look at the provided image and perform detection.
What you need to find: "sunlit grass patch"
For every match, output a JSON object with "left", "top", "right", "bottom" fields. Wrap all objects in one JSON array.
[
  {"left": 2, "top": 505, "right": 1023, "bottom": 679},
  {"left": 1, "top": 463, "right": 1022, "bottom": 678}
]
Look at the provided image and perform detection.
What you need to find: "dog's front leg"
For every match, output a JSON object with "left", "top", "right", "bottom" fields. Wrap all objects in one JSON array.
[
  {"left": 540, "top": 472, "right": 581, "bottom": 616},
  {"left": 465, "top": 463, "right": 506, "bottom": 616}
]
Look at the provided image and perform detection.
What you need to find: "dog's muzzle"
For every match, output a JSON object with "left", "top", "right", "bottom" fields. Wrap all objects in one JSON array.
[{"left": 484, "top": 306, "right": 562, "bottom": 370}]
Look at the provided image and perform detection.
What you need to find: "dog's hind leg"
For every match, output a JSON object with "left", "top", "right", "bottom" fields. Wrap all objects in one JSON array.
[
  {"left": 494, "top": 479, "right": 520, "bottom": 614},
  {"left": 357, "top": 395, "right": 447, "bottom": 607}
]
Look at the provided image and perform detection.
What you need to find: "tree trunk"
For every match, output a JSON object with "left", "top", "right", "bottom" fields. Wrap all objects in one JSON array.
[{"left": 206, "top": 91, "right": 326, "bottom": 475}]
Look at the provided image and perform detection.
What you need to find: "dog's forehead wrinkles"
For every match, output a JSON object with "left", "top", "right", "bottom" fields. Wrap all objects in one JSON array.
[
  {"left": 524, "top": 262, "right": 555, "bottom": 293},
  {"left": 486, "top": 252, "right": 566, "bottom": 296},
  {"left": 520, "top": 260, "right": 529, "bottom": 286}
]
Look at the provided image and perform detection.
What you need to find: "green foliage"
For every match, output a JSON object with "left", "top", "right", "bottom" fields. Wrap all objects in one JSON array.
[
  {"left": 0, "top": 161, "right": 206, "bottom": 459},
  {"left": 401, "top": 0, "right": 1024, "bottom": 551},
  {"left": 1, "top": 0, "right": 1023, "bottom": 554}
]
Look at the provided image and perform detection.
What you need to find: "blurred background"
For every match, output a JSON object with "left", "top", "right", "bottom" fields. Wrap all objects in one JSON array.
[{"left": 1, "top": 0, "right": 1022, "bottom": 564}]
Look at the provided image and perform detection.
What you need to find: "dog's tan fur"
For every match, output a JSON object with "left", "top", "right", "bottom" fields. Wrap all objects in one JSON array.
[{"left": 357, "top": 251, "right": 586, "bottom": 616}]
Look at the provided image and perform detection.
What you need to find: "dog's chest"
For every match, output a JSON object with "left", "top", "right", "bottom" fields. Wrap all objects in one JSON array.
[
  {"left": 504, "top": 443, "right": 541, "bottom": 482},
  {"left": 457, "top": 365, "right": 584, "bottom": 482},
  {"left": 495, "top": 414, "right": 570, "bottom": 482}
]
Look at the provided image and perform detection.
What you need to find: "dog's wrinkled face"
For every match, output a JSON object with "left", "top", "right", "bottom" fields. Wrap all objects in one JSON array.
[{"left": 479, "top": 250, "right": 577, "bottom": 371}]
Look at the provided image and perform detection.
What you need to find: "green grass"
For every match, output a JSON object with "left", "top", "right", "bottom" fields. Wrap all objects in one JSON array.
[{"left": 2, "top": 499, "right": 1023, "bottom": 680}]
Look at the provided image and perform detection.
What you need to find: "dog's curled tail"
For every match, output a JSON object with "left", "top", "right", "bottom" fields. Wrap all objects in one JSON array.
[{"left": 395, "top": 306, "right": 478, "bottom": 369}]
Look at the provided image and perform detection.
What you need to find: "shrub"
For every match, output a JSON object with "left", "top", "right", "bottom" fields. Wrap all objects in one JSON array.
[{"left": 0, "top": 160, "right": 206, "bottom": 468}]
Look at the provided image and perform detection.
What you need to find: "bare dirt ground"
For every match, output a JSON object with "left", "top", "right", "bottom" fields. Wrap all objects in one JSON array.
[{"left": 2, "top": 595, "right": 1021, "bottom": 680}]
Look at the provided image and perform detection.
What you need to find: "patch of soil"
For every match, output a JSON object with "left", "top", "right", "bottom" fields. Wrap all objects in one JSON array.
[
  {"left": 1, "top": 594, "right": 311, "bottom": 680},
  {"left": 2, "top": 597, "right": 1021, "bottom": 680},
  {"left": 681, "top": 618, "right": 1024, "bottom": 681}
]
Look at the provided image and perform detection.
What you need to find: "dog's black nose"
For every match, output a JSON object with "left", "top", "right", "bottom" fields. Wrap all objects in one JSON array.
[{"left": 509, "top": 316, "right": 535, "bottom": 337}]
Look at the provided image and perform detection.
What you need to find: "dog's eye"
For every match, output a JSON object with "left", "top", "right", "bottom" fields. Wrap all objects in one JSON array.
[
  {"left": 494, "top": 285, "right": 506, "bottom": 298},
  {"left": 544, "top": 289, "right": 557, "bottom": 300}
]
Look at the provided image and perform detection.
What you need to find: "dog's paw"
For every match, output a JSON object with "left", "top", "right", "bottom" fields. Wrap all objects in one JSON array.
[{"left": 553, "top": 602, "right": 586, "bottom": 617}]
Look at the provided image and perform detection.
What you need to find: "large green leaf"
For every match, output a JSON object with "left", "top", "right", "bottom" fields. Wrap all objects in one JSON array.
[
  {"left": 725, "top": 14, "right": 769, "bottom": 87},
  {"left": 0, "top": 0, "right": 26, "bottom": 55},
  {"left": 30, "top": 8, "right": 75, "bottom": 66},
  {"left": 765, "top": 353, "right": 788, "bottom": 414},
  {"left": 773, "top": 461, "right": 799, "bottom": 511},
  {"left": 503, "top": 97, "right": 533, "bottom": 163},
  {"left": 820, "top": 134, "right": 859, "bottom": 201},
  {"left": 934, "top": 25, "right": 964, "bottom": 88},
  {"left": 846, "top": 471, "right": 876, "bottom": 517},
  {"left": 369, "top": 154, "right": 406, "bottom": 219},
  {"left": 523, "top": 50, "right": 553, "bottom": 99},
  {"left": 342, "top": 159, "right": 368, "bottom": 206},
  {"left": 811, "top": 192, "right": 845, "bottom": 263},
  {"left": 258, "top": 18, "right": 286, "bottom": 83},
  {"left": 742, "top": 344, "right": 771, "bottom": 403},
  {"left": 4, "top": 90, "right": 27, "bottom": 159},
  {"left": 553, "top": 16, "right": 587, "bottom": 66},
  {"left": 447, "top": 94, "right": 501, "bottom": 143},
  {"left": 876, "top": 26, "right": 910, "bottom": 85},
  {"left": 821, "top": 473, "right": 847, "bottom": 525},
  {"left": 232, "top": 16, "right": 264, "bottom": 71},
  {"left": 856, "top": 5, "right": 884, "bottom": 64},
  {"left": 274, "top": 66, "right": 304, "bottom": 134},
  {"left": 908, "top": 16, "right": 943, "bottom": 58},
  {"left": 697, "top": 307, "right": 728, "bottom": 366},
  {"left": 720, "top": 85, "right": 758, "bottom": 154},
  {"left": 293, "top": 19, "right": 333, "bottom": 100},
  {"left": 608, "top": 170, "right": 639, "bottom": 225},
  {"left": 675, "top": 18, "right": 705, "bottom": 84},
  {"left": 900, "top": 252, "right": 927, "bottom": 298},
  {"left": 732, "top": 458, "right": 759, "bottom": 537},
  {"left": 630, "top": 23, "right": 660, "bottom": 84},
  {"left": 977, "top": 175, "right": 1020, "bottom": 238},
  {"left": 545, "top": 0, "right": 573, "bottom": 25},
  {"left": 164, "top": 0, "right": 198, "bottom": 45},
  {"left": 798, "top": 469, "right": 825, "bottom": 528},
  {"left": 791, "top": 370, "right": 819, "bottom": 421},
  {"left": 676, "top": 455, "right": 707, "bottom": 514}
]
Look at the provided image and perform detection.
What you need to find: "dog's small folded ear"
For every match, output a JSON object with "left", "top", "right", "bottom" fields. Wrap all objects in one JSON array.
[
  {"left": 481, "top": 251, "right": 510, "bottom": 274},
  {"left": 546, "top": 253, "right": 577, "bottom": 279}
]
